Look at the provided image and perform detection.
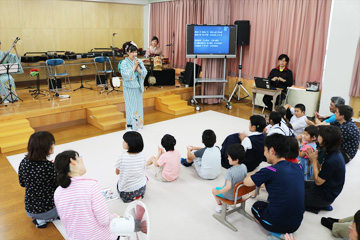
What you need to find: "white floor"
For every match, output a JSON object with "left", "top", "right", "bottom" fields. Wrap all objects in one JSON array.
[{"left": 7, "top": 111, "right": 360, "bottom": 240}]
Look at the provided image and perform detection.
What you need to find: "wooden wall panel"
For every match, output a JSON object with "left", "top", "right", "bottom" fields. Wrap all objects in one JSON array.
[
  {"left": 1, "top": 0, "right": 144, "bottom": 83},
  {"left": 18, "top": 0, "right": 55, "bottom": 29},
  {"left": 0, "top": 0, "right": 21, "bottom": 28},
  {"left": 54, "top": 29, "right": 85, "bottom": 53},
  {"left": 0, "top": 29, "right": 23, "bottom": 55},
  {"left": 52, "top": 0, "right": 84, "bottom": 29},
  {"left": 83, "top": 29, "right": 111, "bottom": 51},
  {"left": 82, "top": 2, "right": 110, "bottom": 29},
  {"left": 21, "top": 29, "right": 56, "bottom": 52}
]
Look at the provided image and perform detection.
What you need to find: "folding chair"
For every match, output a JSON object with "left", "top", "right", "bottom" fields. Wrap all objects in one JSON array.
[
  {"left": 94, "top": 56, "right": 113, "bottom": 94},
  {"left": 213, "top": 182, "right": 257, "bottom": 232},
  {"left": 46, "top": 59, "right": 72, "bottom": 98}
]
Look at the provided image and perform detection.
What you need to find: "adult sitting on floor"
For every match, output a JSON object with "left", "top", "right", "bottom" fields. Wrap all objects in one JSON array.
[
  {"left": 305, "top": 125, "right": 345, "bottom": 214},
  {"left": 330, "top": 105, "right": 360, "bottom": 163},
  {"left": 244, "top": 134, "right": 304, "bottom": 234},
  {"left": 307, "top": 96, "right": 345, "bottom": 126}
]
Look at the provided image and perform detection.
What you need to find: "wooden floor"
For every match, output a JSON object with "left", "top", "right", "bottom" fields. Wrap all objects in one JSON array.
[{"left": 0, "top": 80, "right": 256, "bottom": 240}]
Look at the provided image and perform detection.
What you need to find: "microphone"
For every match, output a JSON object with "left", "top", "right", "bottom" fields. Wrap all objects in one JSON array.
[{"left": 135, "top": 57, "right": 142, "bottom": 69}]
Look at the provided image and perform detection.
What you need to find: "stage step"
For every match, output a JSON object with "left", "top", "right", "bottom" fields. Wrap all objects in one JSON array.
[
  {"left": 155, "top": 95, "right": 194, "bottom": 116},
  {"left": 0, "top": 119, "right": 35, "bottom": 153},
  {"left": 87, "top": 105, "right": 126, "bottom": 131}
]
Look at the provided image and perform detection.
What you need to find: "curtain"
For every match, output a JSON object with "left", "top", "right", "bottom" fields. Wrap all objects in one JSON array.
[
  {"left": 149, "top": 0, "right": 332, "bottom": 96},
  {"left": 350, "top": 38, "right": 360, "bottom": 97}
]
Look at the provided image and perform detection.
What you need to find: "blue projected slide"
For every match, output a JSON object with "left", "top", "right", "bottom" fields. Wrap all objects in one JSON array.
[{"left": 193, "top": 26, "right": 230, "bottom": 54}]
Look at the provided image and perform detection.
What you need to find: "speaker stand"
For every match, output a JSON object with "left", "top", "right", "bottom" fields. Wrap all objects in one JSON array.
[{"left": 226, "top": 46, "right": 250, "bottom": 109}]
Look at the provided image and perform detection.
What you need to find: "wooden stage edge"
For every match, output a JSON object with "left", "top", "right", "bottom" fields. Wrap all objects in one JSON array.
[{"left": 0, "top": 82, "right": 199, "bottom": 132}]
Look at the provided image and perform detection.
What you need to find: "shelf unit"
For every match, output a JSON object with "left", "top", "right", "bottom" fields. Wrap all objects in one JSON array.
[{"left": 191, "top": 56, "right": 228, "bottom": 111}]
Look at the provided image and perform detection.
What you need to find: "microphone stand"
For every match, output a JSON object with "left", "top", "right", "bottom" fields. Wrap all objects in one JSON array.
[{"left": 165, "top": 32, "right": 175, "bottom": 68}]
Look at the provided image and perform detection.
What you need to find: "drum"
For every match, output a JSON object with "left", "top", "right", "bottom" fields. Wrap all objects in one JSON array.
[{"left": 153, "top": 56, "right": 162, "bottom": 70}]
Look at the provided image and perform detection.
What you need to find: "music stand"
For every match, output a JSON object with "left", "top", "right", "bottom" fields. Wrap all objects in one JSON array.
[{"left": 0, "top": 63, "right": 23, "bottom": 104}]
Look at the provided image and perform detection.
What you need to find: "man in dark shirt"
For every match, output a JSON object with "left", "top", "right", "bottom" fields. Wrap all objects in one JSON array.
[
  {"left": 244, "top": 134, "right": 304, "bottom": 234},
  {"left": 263, "top": 54, "right": 293, "bottom": 111},
  {"left": 331, "top": 105, "right": 360, "bottom": 163}
]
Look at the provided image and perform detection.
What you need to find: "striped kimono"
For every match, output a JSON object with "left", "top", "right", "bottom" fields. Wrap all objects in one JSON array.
[
  {"left": 119, "top": 58, "right": 147, "bottom": 130},
  {"left": 0, "top": 50, "right": 23, "bottom": 101}
]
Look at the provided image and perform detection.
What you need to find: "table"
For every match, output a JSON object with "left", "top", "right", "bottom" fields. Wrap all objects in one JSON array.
[{"left": 252, "top": 87, "right": 282, "bottom": 115}]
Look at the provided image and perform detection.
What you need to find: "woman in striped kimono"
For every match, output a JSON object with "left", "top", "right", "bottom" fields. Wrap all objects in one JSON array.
[
  {"left": 0, "top": 41, "right": 23, "bottom": 102},
  {"left": 119, "top": 41, "right": 147, "bottom": 131}
]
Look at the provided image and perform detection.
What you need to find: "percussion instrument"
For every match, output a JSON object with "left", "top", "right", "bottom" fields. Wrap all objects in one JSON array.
[{"left": 153, "top": 56, "right": 162, "bottom": 70}]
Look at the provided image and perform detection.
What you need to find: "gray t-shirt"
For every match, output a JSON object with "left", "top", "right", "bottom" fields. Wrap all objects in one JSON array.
[
  {"left": 223, "top": 164, "right": 248, "bottom": 200},
  {"left": 193, "top": 146, "right": 221, "bottom": 179}
]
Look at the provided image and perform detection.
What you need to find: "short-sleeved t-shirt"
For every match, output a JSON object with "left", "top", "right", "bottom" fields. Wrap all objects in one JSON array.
[
  {"left": 115, "top": 152, "right": 147, "bottom": 192},
  {"left": 223, "top": 164, "right": 248, "bottom": 200},
  {"left": 317, "top": 151, "right": 345, "bottom": 203},
  {"left": 194, "top": 146, "right": 221, "bottom": 179},
  {"left": 251, "top": 160, "right": 304, "bottom": 229},
  {"left": 157, "top": 150, "right": 181, "bottom": 181}
]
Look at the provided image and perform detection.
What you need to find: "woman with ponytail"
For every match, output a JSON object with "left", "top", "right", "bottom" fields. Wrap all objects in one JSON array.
[
  {"left": 54, "top": 150, "right": 118, "bottom": 240},
  {"left": 18, "top": 131, "right": 58, "bottom": 228}
]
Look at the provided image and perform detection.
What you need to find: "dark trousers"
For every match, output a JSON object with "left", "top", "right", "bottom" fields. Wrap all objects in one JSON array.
[
  {"left": 251, "top": 201, "right": 299, "bottom": 233},
  {"left": 263, "top": 92, "right": 286, "bottom": 111},
  {"left": 304, "top": 181, "right": 332, "bottom": 214},
  {"left": 220, "top": 133, "right": 241, "bottom": 169}
]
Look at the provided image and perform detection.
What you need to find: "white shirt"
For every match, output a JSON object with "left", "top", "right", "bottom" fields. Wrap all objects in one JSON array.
[
  {"left": 289, "top": 108, "right": 308, "bottom": 137},
  {"left": 242, "top": 132, "right": 263, "bottom": 151}
]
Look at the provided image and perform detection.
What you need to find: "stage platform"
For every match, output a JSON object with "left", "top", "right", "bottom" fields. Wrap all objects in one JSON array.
[{"left": 0, "top": 81, "right": 197, "bottom": 131}]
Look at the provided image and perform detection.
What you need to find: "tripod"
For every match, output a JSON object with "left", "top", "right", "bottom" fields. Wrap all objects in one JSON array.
[
  {"left": 0, "top": 63, "right": 23, "bottom": 104},
  {"left": 29, "top": 73, "right": 46, "bottom": 99},
  {"left": 74, "top": 65, "right": 93, "bottom": 91},
  {"left": 226, "top": 46, "right": 250, "bottom": 110}
]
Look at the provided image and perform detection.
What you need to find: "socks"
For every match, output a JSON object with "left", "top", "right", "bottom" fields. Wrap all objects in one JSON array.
[{"left": 327, "top": 217, "right": 339, "bottom": 222}]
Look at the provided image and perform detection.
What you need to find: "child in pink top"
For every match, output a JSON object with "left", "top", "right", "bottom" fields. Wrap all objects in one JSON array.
[{"left": 147, "top": 134, "right": 181, "bottom": 181}]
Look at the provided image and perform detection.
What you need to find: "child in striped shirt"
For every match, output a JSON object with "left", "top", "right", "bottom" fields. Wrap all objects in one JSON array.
[{"left": 115, "top": 131, "right": 147, "bottom": 203}]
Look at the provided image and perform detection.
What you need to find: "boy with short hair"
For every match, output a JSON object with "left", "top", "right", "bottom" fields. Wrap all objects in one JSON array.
[
  {"left": 212, "top": 144, "right": 247, "bottom": 213},
  {"left": 181, "top": 129, "right": 221, "bottom": 180},
  {"left": 221, "top": 115, "right": 266, "bottom": 171},
  {"left": 286, "top": 103, "right": 308, "bottom": 137}
]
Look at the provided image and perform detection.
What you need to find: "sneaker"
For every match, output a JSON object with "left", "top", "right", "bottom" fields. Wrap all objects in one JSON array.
[
  {"left": 181, "top": 158, "right": 193, "bottom": 167},
  {"left": 215, "top": 204, "right": 229, "bottom": 213},
  {"left": 32, "top": 219, "right": 47, "bottom": 228}
]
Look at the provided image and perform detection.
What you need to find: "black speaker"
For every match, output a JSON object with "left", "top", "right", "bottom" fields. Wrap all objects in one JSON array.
[
  {"left": 234, "top": 20, "right": 250, "bottom": 46},
  {"left": 183, "top": 62, "right": 201, "bottom": 86},
  {"left": 48, "top": 78, "right": 62, "bottom": 90},
  {"left": 96, "top": 75, "right": 107, "bottom": 85}
]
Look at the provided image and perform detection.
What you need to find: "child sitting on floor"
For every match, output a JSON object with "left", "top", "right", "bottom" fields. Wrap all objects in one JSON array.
[
  {"left": 181, "top": 129, "right": 221, "bottom": 180},
  {"left": 212, "top": 144, "right": 247, "bottom": 213},
  {"left": 285, "top": 136, "right": 300, "bottom": 163},
  {"left": 115, "top": 131, "right": 147, "bottom": 203},
  {"left": 147, "top": 134, "right": 181, "bottom": 182},
  {"left": 285, "top": 103, "right": 308, "bottom": 137},
  {"left": 238, "top": 115, "right": 267, "bottom": 172},
  {"left": 297, "top": 125, "right": 318, "bottom": 180}
]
